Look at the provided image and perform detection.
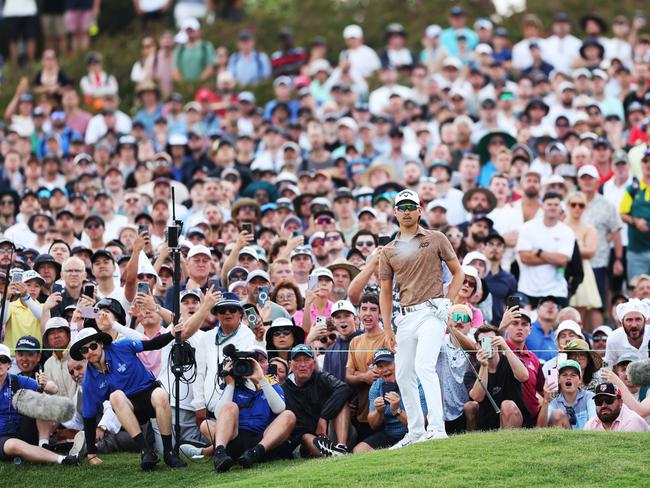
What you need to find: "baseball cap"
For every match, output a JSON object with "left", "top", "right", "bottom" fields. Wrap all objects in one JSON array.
[
  {"left": 331, "top": 300, "right": 357, "bottom": 316},
  {"left": 614, "top": 353, "right": 640, "bottom": 367},
  {"left": 21, "top": 270, "right": 44, "bottom": 284},
  {"left": 212, "top": 292, "right": 244, "bottom": 313},
  {"left": 290, "top": 246, "right": 312, "bottom": 259},
  {"left": 394, "top": 189, "right": 420, "bottom": 206},
  {"left": 239, "top": 246, "right": 259, "bottom": 260},
  {"left": 290, "top": 344, "right": 315, "bottom": 359},
  {"left": 180, "top": 289, "right": 202, "bottom": 302},
  {"left": 594, "top": 383, "right": 622, "bottom": 399},
  {"left": 187, "top": 245, "right": 211, "bottom": 259},
  {"left": 0, "top": 344, "right": 10, "bottom": 360},
  {"left": 15, "top": 335, "right": 41, "bottom": 352},
  {"left": 555, "top": 320, "right": 585, "bottom": 344},
  {"left": 592, "top": 325, "right": 613, "bottom": 337},
  {"left": 612, "top": 150, "right": 629, "bottom": 165},
  {"left": 426, "top": 199, "right": 448, "bottom": 212},
  {"left": 425, "top": 24, "right": 441, "bottom": 38},
  {"left": 372, "top": 348, "right": 395, "bottom": 364},
  {"left": 577, "top": 165, "right": 599, "bottom": 179},
  {"left": 558, "top": 359, "right": 582, "bottom": 376},
  {"left": 343, "top": 24, "right": 363, "bottom": 39},
  {"left": 311, "top": 267, "right": 334, "bottom": 281},
  {"left": 91, "top": 249, "right": 115, "bottom": 264},
  {"left": 246, "top": 269, "right": 270, "bottom": 283},
  {"left": 181, "top": 17, "right": 200, "bottom": 31}
]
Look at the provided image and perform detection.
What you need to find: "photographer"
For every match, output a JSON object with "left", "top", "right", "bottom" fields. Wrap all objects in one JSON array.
[
  {"left": 70, "top": 326, "right": 188, "bottom": 470},
  {"left": 0, "top": 344, "right": 80, "bottom": 466},
  {"left": 463, "top": 325, "right": 530, "bottom": 431},
  {"left": 2, "top": 270, "right": 44, "bottom": 353},
  {"left": 283, "top": 344, "right": 353, "bottom": 458},
  {"left": 198, "top": 355, "right": 295, "bottom": 472}
]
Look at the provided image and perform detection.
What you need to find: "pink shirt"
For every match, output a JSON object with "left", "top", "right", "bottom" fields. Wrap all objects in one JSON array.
[
  {"left": 584, "top": 404, "right": 650, "bottom": 432},
  {"left": 292, "top": 301, "right": 334, "bottom": 328},
  {"left": 137, "top": 327, "right": 164, "bottom": 376}
]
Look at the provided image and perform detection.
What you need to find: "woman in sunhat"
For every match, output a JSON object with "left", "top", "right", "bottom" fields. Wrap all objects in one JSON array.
[{"left": 265, "top": 317, "right": 305, "bottom": 361}]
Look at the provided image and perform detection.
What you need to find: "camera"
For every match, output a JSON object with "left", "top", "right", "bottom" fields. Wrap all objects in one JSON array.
[{"left": 222, "top": 344, "right": 256, "bottom": 378}]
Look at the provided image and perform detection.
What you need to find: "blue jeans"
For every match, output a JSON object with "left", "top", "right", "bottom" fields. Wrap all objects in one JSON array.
[{"left": 626, "top": 250, "right": 650, "bottom": 282}]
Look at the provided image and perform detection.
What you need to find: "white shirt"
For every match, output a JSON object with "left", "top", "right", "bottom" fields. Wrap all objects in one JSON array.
[
  {"left": 512, "top": 39, "right": 535, "bottom": 71},
  {"left": 516, "top": 219, "right": 575, "bottom": 297},
  {"left": 341, "top": 45, "right": 381, "bottom": 79},
  {"left": 4, "top": 222, "right": 35, "bottom": 249},
  {"left": 541, "top": 35, "right": 582, "bottom": 74},
  {"left": 605, "top": 38, "right": 633, "bottom": 67},
  {"left": 489, "top": 201, "right": 543, "bottom": 271},
  {"left": 85, "top": 111, "right": 133, "bottom": 145},
  {"left": 605, "top": 326, "right": 650, "bottom": 367},
  {"left": 437, "top": 187, "right": 466, "bottom": 226},
  {"left": 368, "top": 84, "right": 415, "bottom": 115},
  {"left": 192, "top": 324, "right": 258, "bottom": 413},
  {"left": 3, "top": 0, "right": 37, "bottom": 16},
  {"left": 603, "top": 176, "right": 632, "bottom": 247}
]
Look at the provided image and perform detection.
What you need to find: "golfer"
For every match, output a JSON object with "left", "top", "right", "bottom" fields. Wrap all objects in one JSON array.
[{"left": 379, "top": 189, "right": 464, "bottom": 447}]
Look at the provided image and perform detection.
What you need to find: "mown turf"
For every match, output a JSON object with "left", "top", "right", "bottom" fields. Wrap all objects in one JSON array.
[{"left": 1, "top": 429, "right": 646, "bottom": 488}]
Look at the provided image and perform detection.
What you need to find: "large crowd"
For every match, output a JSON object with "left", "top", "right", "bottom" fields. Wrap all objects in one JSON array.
[{"left": 0, "top": 0, "right": 650, "bottom": 473}]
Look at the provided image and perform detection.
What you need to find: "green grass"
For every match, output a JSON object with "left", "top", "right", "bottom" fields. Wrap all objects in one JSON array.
[{"left": 0, "top": 429, "right": 647, "bottom": 487}]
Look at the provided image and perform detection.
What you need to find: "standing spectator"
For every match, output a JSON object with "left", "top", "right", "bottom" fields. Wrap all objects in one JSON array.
[
  {"left": 541, "top": 13, "right": 581, "bottom": 74},
  {"left": 619, "top": 148, "right": 650, "bottom": 281},
  {"left": 173, "top": 18, "right": 215, "bottom": 83},
  {"left": 3, "top": 0, "right": 39, "bottom": 65},
  {"left": 40, "top": 0, "right": 67, "bottom": 54},
  {"left": 605, "top": 299, "right": 650, "bottom": 367},
  {"left": 378, "top": 23, "right": 416, "bottom": 72},
  {"left": 64, "top": 0, "right": 100, "bottom": 55},
  {"left": 173, "top": 0, "right": 212, "bottom": 27},
  {"left": 133, "top": 0, "right": 171, "bottom": 32},
  {"left": 440, "top": 6, "right": 478, "bottom": 58},
  {"left": 484, "top": 232, "right": 517, "bottom": 325},
  {"left": 271, "top": 28, "right": 307, "bottom": 77},
  {"left": 228, "top": 30, "right": 271, "bottom": 86},
  {"left": 517, "top": 192, "right": 575, "bottom": 307},
  {"left": 525, "top": 296, "right": 560, "bottom": 362},
  {"left": 339, "top": 25, "right": 381, "bottom": 80}
]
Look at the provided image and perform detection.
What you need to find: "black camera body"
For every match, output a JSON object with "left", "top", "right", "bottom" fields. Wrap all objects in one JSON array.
[{"left": 222, "top": 344, "right": 256, "bottom": 378}]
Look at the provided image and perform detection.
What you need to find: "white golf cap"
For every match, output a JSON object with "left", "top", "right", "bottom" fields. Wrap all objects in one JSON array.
[
  {"left": 461, "top": 265, "right": 479, "bottom": 280},
  {"left": 187, "top": 244, "right": 211, "bottom": 259},
  {"left": 246, "top": 269, "right": 270, "bottom": 283},
  {"left": 337, "top": 116, "right": 358, "bottom": 132},
  {"left": 558, "top": 81, "right": 576, "bottom": 92},
  {"left": 394, "top": 189, "right": 420, "bottom": 206},
  {"left": 426, "top": 199, "right": 448, "bottom": 212},
  {"left": 238, "top": 246, "right": 259, "bottom": 259},
  {"left": 181, "top": 17, "right": 200, "bottom": 31},
  {"left": 462, "top": 251, "right": 489, "bottom": 267},
  {"left": 555, "top": 320, "right": 585, "bottom": 345},
  {"left": 311, "top": 267, "right": 334, "bottom": 281},
  {"left": 425, "top": 24, "right": 441, "bottom": 38},
  {"left": 0, "top": 344, "right": 10, "bottom": 360},
  {"left": 44, "top": 317, "right": 70, "bottom": 334},
  {"left": 22, "top": 269, "right": 44, "bottom": 283},
  {"left": 577, "top": 165, "right": 599, "bottom": 179},
  {"left": 343, "top": 24, "right": 363, "bottom": 39},
  {"left": 331, "top": 300, "right": 357, "bottom": 316},
  {"left": 357, "top": 206, "right": 379, "bottom": 218},
  {"left": 593, "top": 325, "right": 613, "bottom": 336},
  {"left": 443, "top": 57, "right": 462, "bottom": 70},
  {"left": 475, "top": 43, "right": 493, "bottom": 55}
]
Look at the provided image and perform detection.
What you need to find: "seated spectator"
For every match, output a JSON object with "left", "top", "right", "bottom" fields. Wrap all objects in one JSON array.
[
  {"left": 538, "top": 360, "right": 595, "bottom": 430},
  {"left": 282, "top": 344, "right": 352, "bottom": 457},
  {"left": 42, "top": 317, "right": 76, "bottom": 399},
  {"left": 79, "top": 52, "right": 119, "bottom": 112},
  {"left": 354, "top": 349, "right": 427, "bottom": 452},
  {"left": 564, "top": 338, "right": 603, "bottom": 391},
  {"left": 585, "top": 383, "right": 650, "bottom": 432},
  {"left": 464, "top": 325, "right": 530, "bottom": 431}
]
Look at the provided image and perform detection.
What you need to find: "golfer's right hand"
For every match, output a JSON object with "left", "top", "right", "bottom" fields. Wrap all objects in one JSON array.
[{"left": 386, "top": 333, "right": 397, "bottom": 354}]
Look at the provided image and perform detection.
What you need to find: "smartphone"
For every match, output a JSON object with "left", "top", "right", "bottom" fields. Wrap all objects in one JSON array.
[
  {"left": 268, "top": 364, "right": 278, "bottom": 376},
  {"left": 137, "top": 282, "right": 149, "bottom": 294},
  {"left": 11, "top": 270, "right": 23, "bottom": 283},
  {"left": 378, "top": 236, "right": 392, "bottom": 246},
  {"left": 80, "top": 306, "right": 98, "bottom": 319},
  {"left": 243, "top": 304, "right": 258, "bottom": 329},
  {"left": 506, "top": 295, "right": 520, "bottom": 309},
  {"left": 292, "top": 231, "right": 300, "bottom": 238},
  {"left": 548, "top": 368, "right": 559, "bottom": 385},
  {"left": 242, "top": 223, "right": 253, "bottom": 235},
  {"left": 138, "top": 224, "right": 149, "bottom": 235},
  {"left": 557, "top": 352, "right": 568, "bottom": 364},
  {"left": 315, "top": 316, "right": 326, "bottom": 327},
  {"left": 83, "top": 283, "right": 95, "bottom": 299},
  {"left": 381, "top": 382, "right": 399, "bottom": 396},
  {"left": 52, "top": 283, "right": 64, "bottom": 294},
  {"left": 207, "top": 278, "right": 220, "bottom": 290},
  {"left": 308, "top": 275, "right": 318, "bottom": 291},
  {"left": 480, "top": 337, "right": 493, "bottom": 359},
  {"left": 257, "top": 286, "right": 269, "bottom": 308}
]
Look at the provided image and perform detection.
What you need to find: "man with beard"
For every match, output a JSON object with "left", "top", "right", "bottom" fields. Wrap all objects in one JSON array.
[
  {"left": 517, "top": 192, "right": 575, "bottom": 307},
  {"left": 585, "top": 383, "right": 650, "bottom": 432},
  {"left": 605, "top": 298, "right": 650, "bottom": 366},
  {"left": 309, "top": 233, "right": 329, "bottom": 267},
  {"left": 489, "top": 169, "right": 543, "bottom": 271},
  {"left": 460, "top": 188, "right": 496, "bottom": 230},
  {"left": 484, "top": 233, "right": 517, "bottom": 325},
  {"left": 328, "top": 260, "right": 358, "bottom": 302}
]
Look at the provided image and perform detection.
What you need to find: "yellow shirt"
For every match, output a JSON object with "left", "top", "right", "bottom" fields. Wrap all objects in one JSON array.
[{"left": 2, "top": 299, "right": 42, "bottom": 354}]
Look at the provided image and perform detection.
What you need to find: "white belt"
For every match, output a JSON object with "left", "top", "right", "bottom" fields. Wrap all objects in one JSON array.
[{"left": 399, "top": 298, "right": 446, "bottom": 315}]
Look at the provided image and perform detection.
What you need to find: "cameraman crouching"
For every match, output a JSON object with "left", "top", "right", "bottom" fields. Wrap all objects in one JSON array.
[{"left": 200, "top": 354, "right": 295, "bottom": 472}]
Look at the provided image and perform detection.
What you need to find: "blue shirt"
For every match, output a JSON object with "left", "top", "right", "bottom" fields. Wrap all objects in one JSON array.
[
  {"left": 0, "top": 375, "right": 38, "bottom": 435},
  {"left": 484, "top": 267, "right": 518, "bottom": 326},
  {"left": 440, "top": 27, "right": 479, "bottom": 57},
  {"left": 228, "top": 50, "right": 271, "bottom": 85},
  {"left": 82, "top": 339, "right": 157, "bottom": 418},
  {"left": 232, "top": 382, "right": 284, "bottom": 434},
  {"left": 478, "top": 161, "right": 497, "bottom": 188},
  {"left": 369, "top": 378, "right": 427, "bottom": 439},
  {"left": 547, "top": 389, "right": 596, "bottom": 430},
  {"left": 134, "top": 103, "right": 164, "bottom": 136},
  {"left": 526, "top": 321, "right": 557, "bottom": 362},
  {"left": 323, "top": 330, "right": 362, "bottom": 382}
]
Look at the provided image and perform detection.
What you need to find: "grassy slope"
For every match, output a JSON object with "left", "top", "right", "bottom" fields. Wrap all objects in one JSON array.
[{"left": 0, "top": 429, "right": 646, "bottom": 488}]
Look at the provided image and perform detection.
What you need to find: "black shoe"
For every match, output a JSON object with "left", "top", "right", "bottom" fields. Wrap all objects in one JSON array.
[
  {"left": 61, "top": 454, "right": 80, "bottom": 466},
  {"left": 313, "top": 436, "right": 349, "bottom": 457},
  {"left": 237, "top": 444, "right": 265, "bottom": 469},
  {"left": 212, "top": 445, "right": 234, "bottom": 473},
  {"left": 164, "top": 450, "right": 188, "bottom": 468},
  {"left": 140, "top": 449, "right": 160, "bottom": 471}
]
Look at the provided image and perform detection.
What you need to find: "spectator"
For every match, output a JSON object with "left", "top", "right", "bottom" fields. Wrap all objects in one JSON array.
[
  {"left": 41, "top": 1, "right": 67, "bottom": 54},
  {"left": 1, "top": 270, "right": 44, "bottom": 353},
  {"left": 525, "top": 296, "right": 561, "bottom": 362},
  {"left": 3, "top": 0, "right": 39, "bottom": 65},
  {"left": 339, "top": 25, "right": 381, "bottom": 79},
  {"left": 65, "top": 0, "right": 100, "bottom": 54},
  {"left": 585, "top": 383, "right": 650, "bottom": 432},
  {"left": 133, "top": 0, "right": 171, "bottom": 32},
  {"left": 322, "top": 300, "right": 360, "bottom": 382},
  {"left": 32, "top": 50, "right": 72, "bottom": 100},
  {"left": 605, "top": 299, "right": 650, "bottom": 366},
  {"left": 79, "top": 52, "right": 119, "bottom": 113},
  {"left": 271, "top": 28, "right": 307, "bottom": 77},
  {"left": 173, "top": 18, "right": 215, "bottom": 82},
  {"left": 228, "top": 30, "right": 272, "bottom": 86}
]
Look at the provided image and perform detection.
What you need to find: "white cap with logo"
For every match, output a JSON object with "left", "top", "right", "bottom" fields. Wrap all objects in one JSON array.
[{"left": 394, "top": 189, "right": 420, "bottom": 206}]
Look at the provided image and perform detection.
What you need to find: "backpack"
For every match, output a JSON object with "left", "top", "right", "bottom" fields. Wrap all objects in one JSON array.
[
  {"left": 231, "top": 51, "right": 264, "bottom": 81},
  {"left": 177, "top": 40, "right": 210, "bottom": 71},
  {"left": 565, "top": 240, "right": 584, "bottom": 297}
]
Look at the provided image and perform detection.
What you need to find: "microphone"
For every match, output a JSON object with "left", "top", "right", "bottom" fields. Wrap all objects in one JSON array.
[
  {"left": 12, "top": 389, "right": 75, "bottom": 423},
  {"left": 222, "top": 344, "right": 236, "bottom": 357},
  {"left": 626, "top": 359, "right": 650, "bottom": 387}
]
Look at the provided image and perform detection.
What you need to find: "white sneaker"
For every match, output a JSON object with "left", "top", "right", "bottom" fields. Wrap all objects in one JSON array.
[
  {"left": 389, "top": 433, "right": 422, "bottom": 450},
  {"left": 416, "top": 430, "right": 448, "bottom": 443},
  {"left": 179, "top": 444, "right": 204, "bottom": 459},
  {"left": 68, "top": 431, "right": 86, "bottom": 458}
]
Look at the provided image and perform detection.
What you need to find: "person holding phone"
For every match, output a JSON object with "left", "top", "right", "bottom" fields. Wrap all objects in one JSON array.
[
  {"left": 2, "top": 270, "right": 44, "bottom": 354},
  {"left": 354, "top": 349, "right": 426, "bottom": 452},
  {"left": 244, "top": 270, "right": 291, "bottom": 323},
  {"left": 379, "top": 189, "right": 464, "bottom": 447}
]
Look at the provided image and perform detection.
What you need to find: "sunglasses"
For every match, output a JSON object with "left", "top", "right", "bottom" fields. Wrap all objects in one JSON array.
[
  {"left": 0, "top": 356, "right": 11, "bottom": 364},
  {"left": 452, "top": 313, "right": 471, "bottom": 323},
  {"left": 592, "top": 336, "right": 607, "bottom": 342},
  {"left": 219, "top": 307, "right": 241, "bottom": 314},
  {"left": 79, "top": 342, "right": 100, "bottom": 355},
  {"left": 446, "top": 233, "right": 463, "bottom": 240},
  {"left": 396, "top": 204, "right": 419, "bottom": 212},
  {"left": 565, "top": 406, "right": 577, "bottom": 425},
  {"left": 273, "top": 329, "right": 293, "bottom": 337},
  {"left": 319, "top": 333, "right": 337, "bottom": 343},
  {"left": 569, "top": 202, "right": 585, "bottom": 209},
  {"left": 316, "top": 217, "right": 333, "bottom": 224},
  {"left": 311, "top": 239, "right": 324, "bottom": 247},
  {"left": 356, "top": 240, "right": 375, "bottom": 247},
  {"left": 1, "top": 200, "right": 15, "bottom": 205},
  {"left": 325, "top": 235, "right": 341, "bottom": 242},
  {"left": 125, "top": 198, "right": 140, "bottom": 203},
  {"left": 489, "top": 139, "right": 506, "bottom": 146},
  {"left": 594, "top": 397, "right": 617, "bottom": 407},
  {"left": 463, "top": 279, "right": 476, "bottom": 287},
  {"left": 86, "top": 223, "right": 101, "bottom": 229}
]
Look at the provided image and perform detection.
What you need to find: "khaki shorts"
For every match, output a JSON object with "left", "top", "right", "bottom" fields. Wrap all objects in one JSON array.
[{"left": 41, "top": 14, "right": 66, "bottom": 38}]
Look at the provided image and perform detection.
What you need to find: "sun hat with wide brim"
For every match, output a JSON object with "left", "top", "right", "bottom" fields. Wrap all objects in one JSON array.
[
  {"left": 564, "top": 338, "right": 603, "bottom": 371},
  {"left": 265, "top": 317, "right": 305, "bottom": 348},
  {"left": 361, "top": 162, "right": 396, "bottom": 186},
  {"left": 476, "top": 131, "right": 517, "bottom": 163},
  {"left": 462, "top": 187, "right": 497, "bottom": 213},
  {"left": 70, "top": 327, "right": 113, "bottom": 360}
]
